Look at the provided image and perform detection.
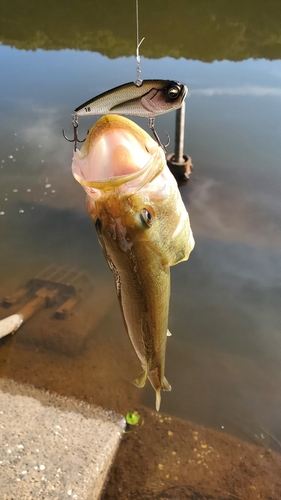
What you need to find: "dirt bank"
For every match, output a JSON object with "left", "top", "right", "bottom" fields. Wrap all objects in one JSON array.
[{"left": 104, "top": 406, "right": 281, "bottom": 500}]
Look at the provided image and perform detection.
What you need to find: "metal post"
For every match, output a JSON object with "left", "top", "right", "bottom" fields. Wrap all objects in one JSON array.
[
  {"left": 166, "top": 101, "right": 193, "bottom": 185},
  {"left": 174, "top": 101, "right": 186, "bottom": 163}
]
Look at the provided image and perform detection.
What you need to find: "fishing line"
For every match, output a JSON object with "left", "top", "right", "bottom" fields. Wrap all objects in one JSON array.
[
  {"left": 135, "top": 0, "right": 145, "bottom": 86},
  {"left": 134, "top": 0, "right": 167, "bottom": 150}
]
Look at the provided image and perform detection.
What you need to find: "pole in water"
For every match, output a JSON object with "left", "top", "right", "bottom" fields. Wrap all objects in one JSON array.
[
  {"left": 166, "top": 101, "right": 193, "bottom": 185},
  {"left": 174, "top": 100, "right": 186, "bottom": 163}
]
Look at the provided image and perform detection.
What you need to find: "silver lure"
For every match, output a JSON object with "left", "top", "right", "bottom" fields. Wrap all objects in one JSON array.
[{"left": 75, "top": 80, "right": 187, "bottom": 118}]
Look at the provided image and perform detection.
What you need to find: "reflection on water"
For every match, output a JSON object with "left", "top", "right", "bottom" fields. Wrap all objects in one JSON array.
[
  {"left": 1, "top": 1, "right": 281, "bottom": 452},
  {"left": 2, "top": 0, "right": 281, "bottom": 60}
]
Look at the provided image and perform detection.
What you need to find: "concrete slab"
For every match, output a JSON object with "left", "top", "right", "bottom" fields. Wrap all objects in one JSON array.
[{"left": 0, "top": 379, "right": 126, "bottom": 500}]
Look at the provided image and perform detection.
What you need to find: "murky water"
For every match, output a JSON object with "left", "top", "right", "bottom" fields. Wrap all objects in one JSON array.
[{"left": 1, "top": 1, "right": 281, "bottom": 450}]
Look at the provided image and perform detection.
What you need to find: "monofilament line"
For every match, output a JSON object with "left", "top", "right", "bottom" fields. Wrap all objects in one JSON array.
[{"left": 135, "top": 0, "right": 145, "bottom": 86}]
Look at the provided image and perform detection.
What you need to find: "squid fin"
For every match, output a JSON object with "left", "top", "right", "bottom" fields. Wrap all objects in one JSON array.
[
  {"left": 133, "top": 370, "right": 148, "bottom": 388},
  {"left": 162, "top": 377, "right": 172, "bottom": 392}
]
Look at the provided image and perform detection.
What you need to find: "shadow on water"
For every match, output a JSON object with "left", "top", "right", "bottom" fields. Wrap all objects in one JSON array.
[{"left": 1, "top": 0, "right": 281, "bottom": 454}]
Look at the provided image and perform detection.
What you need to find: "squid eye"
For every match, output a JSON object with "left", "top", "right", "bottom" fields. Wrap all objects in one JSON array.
[
  {"left": 141, "top": 208, "right": 153, "bottom": 227},
  {"left": 167, "top": 84, "right": 181, "bottom": 99}
]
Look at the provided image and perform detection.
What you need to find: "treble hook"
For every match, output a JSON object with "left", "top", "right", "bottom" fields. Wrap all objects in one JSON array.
[
  {"left": 62, "top": 113, "right": 86, "bottom": 151},
  {"left": 148, "top": 118, "right": 170, "bottom": 153}
]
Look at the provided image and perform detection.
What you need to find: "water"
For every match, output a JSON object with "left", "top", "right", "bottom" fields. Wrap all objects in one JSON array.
[{"left": 1, "top": 0, "right": 281, "bottom": 450}]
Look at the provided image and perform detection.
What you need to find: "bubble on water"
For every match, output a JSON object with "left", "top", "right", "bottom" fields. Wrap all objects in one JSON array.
[
  {"left": 8, "top": 155, "right": 13, "bottom": 159},
  {"left": 19, "top": 209, "right": 24, "bottom": 214},
  {"left": 13, "top": 189, "right": 18, "bottom": 193},
  {"left": 45, "top": 183, "right": 51, "bottom": 188},
  {"left": 41, "top": 160, "right": 45, "bottom": 163},
  {"left": 51, "top": 190, "right": 56, "bottom": 193},
  {"left": 15, "top": 148, "right": 19, "bottom": 151},
  {"left": 27, "top": 189, "right": 31, "bottom": 192},
  {"left": 1, "top": 160, "right": 5, "bottom": 163},
  {"left": 0, "top": 211, "right": 5, "bottom": 216}
]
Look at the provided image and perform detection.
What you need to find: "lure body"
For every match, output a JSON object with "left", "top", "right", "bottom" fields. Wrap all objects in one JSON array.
[{"left": 75, "top": 80, "right": 187, "bottom": 118}]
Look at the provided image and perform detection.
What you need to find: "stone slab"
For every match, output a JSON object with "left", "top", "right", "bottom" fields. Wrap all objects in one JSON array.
[{"left": 0, "top": 380, "right": 126, "bottom": 500}]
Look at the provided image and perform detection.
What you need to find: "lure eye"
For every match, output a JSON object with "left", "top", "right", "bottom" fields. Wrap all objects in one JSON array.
[
  {"left": 141, "top": 208, "right": 153, "bottom": 227},
  {"left": 167, "top": 84, "right": 181, "bottom": 99}
]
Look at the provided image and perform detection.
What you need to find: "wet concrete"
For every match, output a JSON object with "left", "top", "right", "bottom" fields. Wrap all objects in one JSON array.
[{"left": 0, "top": 379, "right": 125, "bottom": 500}]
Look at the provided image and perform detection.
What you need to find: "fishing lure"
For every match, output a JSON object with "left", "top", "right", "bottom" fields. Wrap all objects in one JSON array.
[{"left": 74, "top": 80, "right": 187, "bottom": 118}]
